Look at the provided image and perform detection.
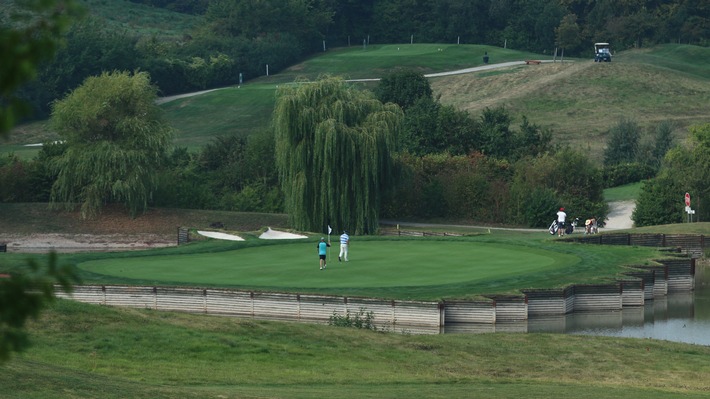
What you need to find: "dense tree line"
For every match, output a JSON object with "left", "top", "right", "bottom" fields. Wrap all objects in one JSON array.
[{"left": 5, "top": 0, "right": 705, "bottom": 230}]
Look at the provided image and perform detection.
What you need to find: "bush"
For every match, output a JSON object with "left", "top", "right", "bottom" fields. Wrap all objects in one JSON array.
[
  {"left": 520, "top": 187, "right": 559, "bottom": 227},
  {"left": 632, "top": 176, "right": 683, "bottom": 227},
  {"left": 602, "top": 162, "right": 657, "bottom": 188},
  {"left": 328, "top": 308, "right": 376, "bottom": 331}
]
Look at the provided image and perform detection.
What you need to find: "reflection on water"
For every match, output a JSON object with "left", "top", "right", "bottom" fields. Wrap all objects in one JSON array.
[{"left": 445, "top": 265, "right": 710, "bottom": 346}]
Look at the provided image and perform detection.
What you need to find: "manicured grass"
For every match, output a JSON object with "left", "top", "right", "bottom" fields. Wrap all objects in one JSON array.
[
  {"left": 264, "top": 43, "right": 546, "bottom": 83},
  {"left": 71, "top": 234, "right": 660, "bottom": 300},
  {"left": 161, "top": 84, "right": 279, "bottom": 149},
  {"left": 2, "top": 299, "right": 709, "bottom": 398},
  {"left": 604, "top": 182, "right": 644, "bottom": 202}
]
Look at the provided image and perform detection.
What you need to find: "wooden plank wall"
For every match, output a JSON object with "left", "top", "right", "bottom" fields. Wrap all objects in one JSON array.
[
  {"left": 575, "top": 233, "right": 707, "bottom": 258},
  {"left": 54, "top": 258, "right": 696, "bottom": 331}
]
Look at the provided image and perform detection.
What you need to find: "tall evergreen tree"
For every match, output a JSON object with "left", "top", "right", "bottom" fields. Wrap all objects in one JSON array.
[{"left": 274, "top": 76, "right": 403, "bottom": 234}]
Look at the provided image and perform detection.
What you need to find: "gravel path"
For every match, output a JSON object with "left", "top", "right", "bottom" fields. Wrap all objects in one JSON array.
[{"left": 604, "top": 200, "right": 635, "bottom": 230}]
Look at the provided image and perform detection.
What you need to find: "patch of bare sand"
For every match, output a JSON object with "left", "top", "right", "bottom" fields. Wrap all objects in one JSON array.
[
  {"left": 0, "top": 233, "right": 175, "bottom": 253},
  {"left": 197, "top": 231, "right": 244, "bottom": 241},
  {"left": 259, "top": 227, "right": 308, "bottom": 240}
]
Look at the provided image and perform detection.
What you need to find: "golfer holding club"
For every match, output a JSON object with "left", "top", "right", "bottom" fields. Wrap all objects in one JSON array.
[{"left": 317, "top": 237, "right": 331, "bottom": 270}]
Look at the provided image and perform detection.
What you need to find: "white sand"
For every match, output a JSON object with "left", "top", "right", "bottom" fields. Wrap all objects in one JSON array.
[
  {"left": 259, "top": 227, "right": 307, "bottom": 240},
  {"left": 197, "top": 230, "right": 245, "bottom": 241}
]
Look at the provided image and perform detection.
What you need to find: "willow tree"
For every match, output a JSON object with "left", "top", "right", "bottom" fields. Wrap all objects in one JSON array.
[
  {"left": 274, "top": 77, "right": 403, "bottom": 235},
  {"left": 50, "top": 70, "right": 173, "bottom": 219}
]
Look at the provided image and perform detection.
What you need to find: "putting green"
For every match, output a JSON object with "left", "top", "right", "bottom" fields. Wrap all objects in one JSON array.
[{"left": 79, "top": 240, "right": 579, "bottom": 289}]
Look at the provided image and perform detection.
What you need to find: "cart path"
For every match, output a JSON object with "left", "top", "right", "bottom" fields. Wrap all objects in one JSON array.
[
  {"left": 383, "top": 200, "right": 634, "bottom": 233},
  {"left": 156, "top": 60, "right": 558, "bottom": 104}
]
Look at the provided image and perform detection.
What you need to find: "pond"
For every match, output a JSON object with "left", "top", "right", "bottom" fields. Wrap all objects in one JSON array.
[
  {"left": 444, "top": 265, "right": 710, "bottom": 346},
  {"left": 559, "top": 264, "right": 710, "bottom": 346}
]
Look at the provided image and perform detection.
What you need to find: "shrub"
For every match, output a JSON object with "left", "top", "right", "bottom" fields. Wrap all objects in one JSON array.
[
  {"left": 602, "top": 162, "right": 656, "bottom": 188},
  {"left": 328, "top": 308, "right": 376, "bottom": 331}
]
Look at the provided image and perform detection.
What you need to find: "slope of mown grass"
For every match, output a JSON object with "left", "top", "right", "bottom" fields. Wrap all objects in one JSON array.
[
  {"left": 1, "top": 299, "right": 709, "bottom": 399},
  {"left": 604, "top": 182, "right": 644, "bottom": 202}
]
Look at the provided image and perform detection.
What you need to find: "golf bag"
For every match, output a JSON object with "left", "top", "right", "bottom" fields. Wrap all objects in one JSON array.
[{"left": 549, "top": 218, "right": 578, "bottom": 235}]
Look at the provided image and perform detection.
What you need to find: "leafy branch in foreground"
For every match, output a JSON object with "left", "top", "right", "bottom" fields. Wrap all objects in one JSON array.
[{"left": 0, "top": 252, "right": 80, "bottom": 363}]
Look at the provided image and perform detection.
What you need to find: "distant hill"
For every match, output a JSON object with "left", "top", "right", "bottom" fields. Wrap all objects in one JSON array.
[{"left": 5, "top": 44, "right": 710, "bottom": 164}]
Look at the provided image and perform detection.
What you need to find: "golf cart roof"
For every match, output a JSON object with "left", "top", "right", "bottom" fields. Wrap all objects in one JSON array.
[{"left": 594, "top": 42, "right": 610, "bottom": 47}]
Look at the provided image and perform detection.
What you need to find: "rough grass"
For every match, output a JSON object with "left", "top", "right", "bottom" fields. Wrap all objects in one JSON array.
[
  {"left": 433, "top": 50, "right": 710, "bottom": 161},
  {"left": 2, "top": 299, "right": 709, "bottom": 399},
  {"left": 78, "top": 0, "right": 201, "bottom": 39}
]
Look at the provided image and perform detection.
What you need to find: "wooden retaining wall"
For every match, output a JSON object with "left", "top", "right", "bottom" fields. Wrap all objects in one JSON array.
[
  {"left": 56, "top": 286, "right": 442, "bottom": 328},
  {"left": 574, "top": 233, "right": 707, "bottom": 258},
  {"left": 56, "top": 258, "right": 697, "bottom": 331},
  {"left": 443, "top": 300, "right": 495, "bottom": 324}
]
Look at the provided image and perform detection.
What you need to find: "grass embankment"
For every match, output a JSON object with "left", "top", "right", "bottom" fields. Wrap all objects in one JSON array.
[
  {"left": 8, "top": 44, "right": 709, "bottom": 160},
  {"left": 434, "top": 45, "right": 710, "bottom": 161},
  {"left": 2, "top": 299, "right": 709, "bottom": 399}
]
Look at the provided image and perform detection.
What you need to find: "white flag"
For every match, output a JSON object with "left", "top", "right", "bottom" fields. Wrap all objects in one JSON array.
[{"left": 327, "top": 225, "right": 332, "bottom": 234}]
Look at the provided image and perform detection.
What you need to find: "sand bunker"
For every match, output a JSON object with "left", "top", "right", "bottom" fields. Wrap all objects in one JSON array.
[
  {"left": 259, "top": 227, "right": 307, "bottom": 240},
  {"left": 197, "top": 231, "right": 245, "bottom": 241}
]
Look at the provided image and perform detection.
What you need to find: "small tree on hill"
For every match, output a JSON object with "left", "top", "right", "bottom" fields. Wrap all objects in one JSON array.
[
  {"left": 604, "top": 118, "right": 641, "bottom": 166},
  {"left": 555, "top": 14, "right": 581, "bottom": 61},
  {"left": 375, "top": 69, "right": 433, "bottom": 111}
]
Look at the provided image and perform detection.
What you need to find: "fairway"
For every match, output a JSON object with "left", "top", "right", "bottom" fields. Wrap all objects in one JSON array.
[{"left": 79, "top": 240, "right": 579, "bottom": 290}]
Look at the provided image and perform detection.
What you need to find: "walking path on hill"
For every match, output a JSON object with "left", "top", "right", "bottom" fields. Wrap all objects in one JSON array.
[{"left": 156, "top": 60, "right": 557, "bottom": 104}]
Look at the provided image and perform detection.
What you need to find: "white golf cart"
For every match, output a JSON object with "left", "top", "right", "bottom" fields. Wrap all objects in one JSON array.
[{"left": 594, "top": 42, "right": 612, "bottom": 62}]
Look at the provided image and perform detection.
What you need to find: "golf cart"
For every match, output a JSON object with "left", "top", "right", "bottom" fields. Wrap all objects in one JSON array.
[{"left": 594, "top": 42, "right": 611, "bottom": 62}]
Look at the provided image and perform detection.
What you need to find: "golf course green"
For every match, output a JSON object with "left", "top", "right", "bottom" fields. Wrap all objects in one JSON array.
[
  {"left": 73, "top": 233, "right": 671, "bottom": 301},
  {"left": 81, "top": 240, "right": 579, "bottom": 287}
]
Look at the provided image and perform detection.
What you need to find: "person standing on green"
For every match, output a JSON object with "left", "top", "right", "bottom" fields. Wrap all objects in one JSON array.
[
  {"left": 317, "top": 237, "right": 331, "bottom": 270},
  {"left": 338, "top": 230, "right": 349, "bottom": 262}
]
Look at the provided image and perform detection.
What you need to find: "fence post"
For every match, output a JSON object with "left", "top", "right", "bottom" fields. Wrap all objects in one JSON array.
[
  {"left": 153, "top": 286, "right": 158, "bottom": 310},
  {"left": 177, "top": 227, "right": 189, "bottom": 245}
]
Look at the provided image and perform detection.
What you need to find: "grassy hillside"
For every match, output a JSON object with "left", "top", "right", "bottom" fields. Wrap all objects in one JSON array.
[
  {"left": 4, "top": 44, "right": 709, "bottom": 161},
  {"left": 433, "top": 45, "right": 710, "bottom": 160},
  {"left": 2, "top": 299, "right": 709, "bottom": 399}
]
